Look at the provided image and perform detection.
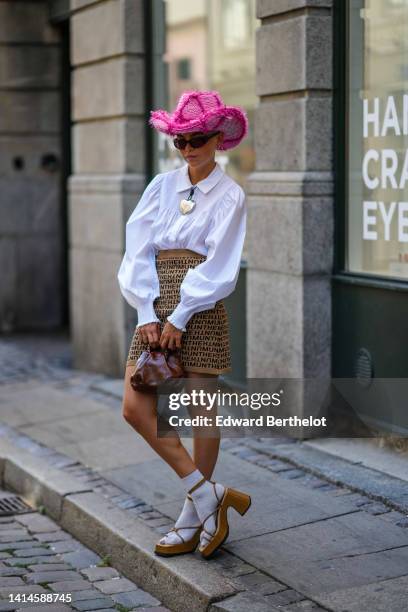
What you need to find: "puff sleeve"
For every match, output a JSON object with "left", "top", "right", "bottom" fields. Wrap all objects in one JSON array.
[
  {"left": 166, "top": 185, "right": 247, "bottom": 332},
  {"left": 117, "top": 173, "right": 163, "bottom": 328}
]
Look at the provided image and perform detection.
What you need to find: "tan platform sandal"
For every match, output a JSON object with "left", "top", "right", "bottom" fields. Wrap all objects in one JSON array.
[
  {"left": 154, "top": 495, "right": 202, "bottom": 557},
  {"left": 189, "top": 479, "right": 252, "bottom": 560}
]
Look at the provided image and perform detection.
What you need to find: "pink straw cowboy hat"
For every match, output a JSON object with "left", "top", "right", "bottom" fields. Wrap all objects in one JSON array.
[{"left": 149, "top": 89, "right": 249, "bottom": 151}]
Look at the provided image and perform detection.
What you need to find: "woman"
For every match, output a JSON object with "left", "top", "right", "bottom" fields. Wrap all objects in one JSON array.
[{"left": 117, "top": 90, "right": 251, "bottom": 560}]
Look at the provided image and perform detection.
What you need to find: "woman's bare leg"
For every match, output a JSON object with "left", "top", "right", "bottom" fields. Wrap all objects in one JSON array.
[
  {"left": 185, "top": 371, "right": 221, "bottom": 480},
  {"left": 158, "top": 370, "right": 221, "bottom": 548},
  {"left": 122, "top": 365, "right": 196, "bottom": 478}
]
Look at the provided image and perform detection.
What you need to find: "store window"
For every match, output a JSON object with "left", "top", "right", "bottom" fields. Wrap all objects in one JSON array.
[
  {"left": 347, "top": 0, "right": 408, "bottom": 280},
  {"left": 177, "top": 58, "right": 191, "bottom": 80},
  {"left": 221, "top": 0, "right": 251, "bottom": 49},
  {"left": 157, "top": 0, "right": 258, "bottom": 206}
]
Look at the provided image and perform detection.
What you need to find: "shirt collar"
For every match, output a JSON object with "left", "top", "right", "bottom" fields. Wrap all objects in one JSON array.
[{"left": 175, "top": 161, "right": 224, "bottom": 194}]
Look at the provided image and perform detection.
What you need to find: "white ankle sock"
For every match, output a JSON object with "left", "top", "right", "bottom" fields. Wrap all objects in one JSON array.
[
  {"left": 159, "top": 469, "right": 204, "bottom": 546},
  {"left": 190, "top": 479, "right": 225, "bottom": 549},
  {"left": 159, "top": 496, "right": 201, "bottom": 546},
  {"left": 181, "top": 468, "right": 204, "bottom": 494}
]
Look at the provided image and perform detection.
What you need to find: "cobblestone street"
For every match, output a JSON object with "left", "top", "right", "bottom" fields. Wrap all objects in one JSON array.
[{"left": 0, "top": 489, "right": 168, "bottom": 612}]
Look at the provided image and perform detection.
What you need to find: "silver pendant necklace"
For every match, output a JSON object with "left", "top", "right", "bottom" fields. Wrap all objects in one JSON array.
[{"left": 179, "top": 185, "right": 197, "bottom": 215}]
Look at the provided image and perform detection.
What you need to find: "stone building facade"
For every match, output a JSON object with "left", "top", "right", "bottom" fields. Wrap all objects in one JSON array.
[{"left": 0, "top": 0, "right": 335, "bottom": 392}]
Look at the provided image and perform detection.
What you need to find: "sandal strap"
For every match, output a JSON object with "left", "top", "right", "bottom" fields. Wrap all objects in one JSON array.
[
  {"left": 201, "top": 484, "right": 224, "bottom": 527},
  {"left": 200, "top": 532, "right": 213, "bottom": 548},
  {"left": 201, "top": 525, "right": 215, "bottom": 538},
  {"left": 209, "top": 481, "right": 224, "bottom": 503},
  {"left": 200, "top": 506, "right": 219, "bottom": 538},
  {"left": 199, "top": 484, "right": 225, "bottom": 544},
  {"left": 175, "top": 525, "right": 201, "bottom": 531},
  {"left": 162, "top": 524, "right": 201, "bottom": 545},
  {"left": 173, "top": 526, "right": 186, "bottom": 544},
  {"left": 188, "top": 476, "right": 207, "bottom": 495},
  {"left": 200, "top": 531, "right": 214, "bottom": 546},
  {"left": 161, "top": 527, "right": 184, "bottom": 545}
]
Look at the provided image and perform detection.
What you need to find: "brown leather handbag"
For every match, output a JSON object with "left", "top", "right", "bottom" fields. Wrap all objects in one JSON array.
[{"left": 130, "top": 345, "right": 186, "bottom": 394}]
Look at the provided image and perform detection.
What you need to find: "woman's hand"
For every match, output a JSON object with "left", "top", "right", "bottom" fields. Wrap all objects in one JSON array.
[
  {"left": 138, "top": 322, "right": 161, "bottom": 348},
  {"left": 160, "top": 320, "right": 183, "bottom": 350}
]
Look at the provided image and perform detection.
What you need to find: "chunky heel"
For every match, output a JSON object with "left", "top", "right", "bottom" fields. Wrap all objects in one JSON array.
[
  {"left": 190, "top": 479, "right": 252, "bottom": 560},
  {"left": 225, "top": 488, "right": 251, "bottom": 516}
]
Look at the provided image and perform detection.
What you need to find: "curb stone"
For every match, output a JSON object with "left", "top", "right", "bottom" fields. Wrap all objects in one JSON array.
[{"left": 0, "top": 439, "right": 238, "bottom": 612}]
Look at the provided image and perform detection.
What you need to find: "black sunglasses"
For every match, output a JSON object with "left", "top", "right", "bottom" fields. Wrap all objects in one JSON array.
[{"left": 173, "top": 131, "right": 221, "bottom": 150}]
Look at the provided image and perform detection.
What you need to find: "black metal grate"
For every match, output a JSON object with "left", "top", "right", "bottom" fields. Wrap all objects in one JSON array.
[
  {"left": 354, "top": 348, "right": 374, "bottom": 388},
  {"left": 0, "top": 495, "right": 33, "bottom": 516}
]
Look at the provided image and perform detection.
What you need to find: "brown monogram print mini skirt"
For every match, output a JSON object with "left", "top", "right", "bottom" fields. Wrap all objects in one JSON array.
[{"left": 125, "top": 248, "right": 232, "bottom": 375}]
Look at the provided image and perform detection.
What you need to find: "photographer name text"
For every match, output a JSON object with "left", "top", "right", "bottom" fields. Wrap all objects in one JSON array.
[{"left": 168, "top": 415, "right": 327, "bottom": 428}]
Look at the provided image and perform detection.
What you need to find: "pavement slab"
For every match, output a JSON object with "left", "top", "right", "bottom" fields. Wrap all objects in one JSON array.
[
  {"left": 57, "top": 433, "right": 158, "bottom": 471},
  {"left": 314, "top": 573, "right": 408, "bottom": 612},
  {"left": 19, "top": 410, "right": 131, "bottom": 448},
  {"left": 0, "top": 387, "right": 106, "bottom": 429},
  {"left": 228, "top": 512, "right": 408, "bottom": 598}
]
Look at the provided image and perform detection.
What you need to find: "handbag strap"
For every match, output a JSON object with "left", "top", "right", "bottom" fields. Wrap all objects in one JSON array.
[{"left": 148, "top": 344, "right": 181, "bottom": 357}]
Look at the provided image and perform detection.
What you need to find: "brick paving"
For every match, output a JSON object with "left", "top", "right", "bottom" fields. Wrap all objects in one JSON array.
[{"left": 0, "top": 499, "right": 168, "bottom": 612}]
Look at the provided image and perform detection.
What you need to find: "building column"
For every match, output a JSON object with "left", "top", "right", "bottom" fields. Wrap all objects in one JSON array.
[
  {"left": 247, "top": 1, "right": 334, "bottom": 389},
  {"left": 68, "top": 0, "right": 147, "bottom": 376}
]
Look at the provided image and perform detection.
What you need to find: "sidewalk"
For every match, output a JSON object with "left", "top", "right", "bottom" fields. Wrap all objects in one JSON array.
[{"left": 1, "top": 333, "right": 408, "bottom": 611}]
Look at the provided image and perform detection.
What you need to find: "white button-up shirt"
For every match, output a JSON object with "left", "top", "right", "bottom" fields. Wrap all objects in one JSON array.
[{"left": 117, "top": 161, "right": 247, "bottom": 332}]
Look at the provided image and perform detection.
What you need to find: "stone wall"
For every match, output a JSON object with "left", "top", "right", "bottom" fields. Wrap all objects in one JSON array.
[{"left": 0, "top": 1, "right": 63, "bottom": 332}]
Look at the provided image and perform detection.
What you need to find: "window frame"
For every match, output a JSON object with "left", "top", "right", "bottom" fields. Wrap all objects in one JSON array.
[{"left": 332, "top": 0, "right": 408, "bottom": 293}]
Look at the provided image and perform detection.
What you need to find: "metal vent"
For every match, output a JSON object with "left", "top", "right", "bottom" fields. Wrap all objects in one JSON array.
[
  {"left": 354, "top": 348, "right": 373, "bottom": 388},
  {"left": 0, "top": 495, "right": 33, "bottom": 516}
]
